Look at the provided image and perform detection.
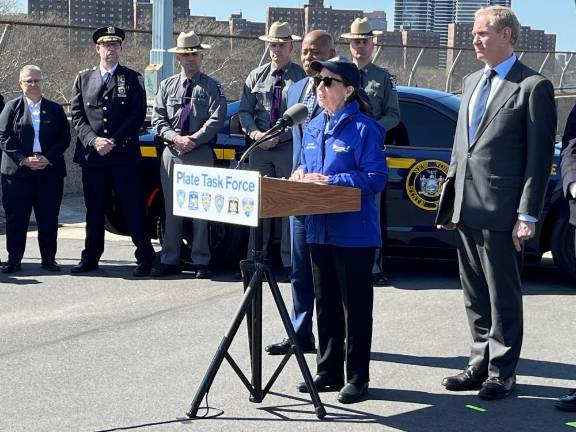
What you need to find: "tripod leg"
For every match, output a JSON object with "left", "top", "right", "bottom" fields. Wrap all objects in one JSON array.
[
  {"left": 250, "top": 266, "right": 263, "bottom": 402},
  {"left": 264, "top": 268, "right": 327, "bottom": 419},
  {"left": 187, "top": 278, "right": 259, "bottom": 418}
]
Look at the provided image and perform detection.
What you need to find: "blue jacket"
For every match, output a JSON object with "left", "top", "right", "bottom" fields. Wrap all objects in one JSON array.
[{"left": 300, "top": 100, "right": 388, "bottom": 247}]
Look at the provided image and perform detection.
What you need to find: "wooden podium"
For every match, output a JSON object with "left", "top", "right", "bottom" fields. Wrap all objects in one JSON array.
[{"left": 187, "top": 175, "right": 361, "bottom": 420}]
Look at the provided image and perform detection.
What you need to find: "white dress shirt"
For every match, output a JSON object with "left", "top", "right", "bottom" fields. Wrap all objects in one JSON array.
[{"left": 26, "top": 97, "right": 42, "bottom": 153}]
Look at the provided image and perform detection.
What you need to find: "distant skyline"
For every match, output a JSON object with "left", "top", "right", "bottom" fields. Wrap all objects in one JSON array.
[{"left": 14, "top": 0, "right": 576, "bottom": 51}]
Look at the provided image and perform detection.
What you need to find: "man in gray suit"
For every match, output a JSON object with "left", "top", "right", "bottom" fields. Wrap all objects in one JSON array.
[{"left": 437, "top": 6, "right": 556, "bottom": 400}]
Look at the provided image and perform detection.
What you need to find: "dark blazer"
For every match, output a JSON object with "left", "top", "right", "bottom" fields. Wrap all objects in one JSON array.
[
  {"left": 70, "top": 64, "right": 146, "bottom": 167},
  {"left": 0, "top": 96, "right": 70, "bottom": 177},
  {"left": 439, "top": 60, "right": 557, "bottom": 231},
  {"left": 561, "top": 104, "right": 576, "bottom": 226}
]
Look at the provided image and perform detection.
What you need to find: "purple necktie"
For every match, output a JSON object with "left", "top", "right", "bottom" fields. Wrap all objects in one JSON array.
[
  {"left": 179, "top": 78, "right": 193, "bottom": 133},
  {"left": 270, "top": 69, "right": 284, "bottom": 126}
]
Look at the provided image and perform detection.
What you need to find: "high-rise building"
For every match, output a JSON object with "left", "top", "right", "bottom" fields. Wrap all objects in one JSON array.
[
  {"left": 394, "top": 0, "right": 434, "bottom": 32},
  {"left": 28, "top": 0, "right": 68, "bottom": 19},
  {"left": 229, "top": 12, "right": 266, "bottom": 37},
  {"left": 365, "top": 11, "right": 388, "bottom": 32}
]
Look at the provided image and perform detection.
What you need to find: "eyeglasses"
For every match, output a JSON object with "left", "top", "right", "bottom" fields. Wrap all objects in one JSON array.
[
  {"left": 313, "top": 75, "right": 346, "bottom": 88},
  {"left": 21, "top": 79, "right": 42, "bottom": 85}
]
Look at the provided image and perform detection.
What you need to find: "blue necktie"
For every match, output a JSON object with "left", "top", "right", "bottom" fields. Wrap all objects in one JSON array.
[
  {"left": 102, "top": 71, "right": 111, "bottom": 87},
  {"left": 302, "top": 83, "right": 316, "bottom": 128},
  {"left": 469, "top": 69, "right": 496, "bottom": 144}
]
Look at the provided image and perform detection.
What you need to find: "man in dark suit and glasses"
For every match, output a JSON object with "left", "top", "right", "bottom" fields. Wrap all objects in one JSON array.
[
  {"left": 554, "top": 103, "right": 576, "bottom": 412},
  {"left": 70, "top": 26, "right": 155, "bottom": 276},
  {"left": 436, "top": 6, "right": 556, "bottom": 400},
  {"left": 0, "top": 65, "right": 70, "bottom": 273}
]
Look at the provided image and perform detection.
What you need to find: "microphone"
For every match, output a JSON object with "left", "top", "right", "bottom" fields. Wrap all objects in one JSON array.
[{"left": 235, "top": 104, "right": 309, "bottom": 169}]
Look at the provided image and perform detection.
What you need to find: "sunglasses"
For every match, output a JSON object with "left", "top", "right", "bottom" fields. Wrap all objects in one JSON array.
[{"left": 313, "top": 75, "right": 346, "bottom": 88}]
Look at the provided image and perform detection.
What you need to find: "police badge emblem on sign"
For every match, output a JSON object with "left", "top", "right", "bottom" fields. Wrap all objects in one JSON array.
[{"left": 172, "top": 164, "right": 260, "bottom": 227}]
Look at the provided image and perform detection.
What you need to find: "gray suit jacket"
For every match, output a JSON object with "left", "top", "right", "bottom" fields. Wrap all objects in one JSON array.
[{"left": 440, "top": 60, "right": 556, "bottom": 231}]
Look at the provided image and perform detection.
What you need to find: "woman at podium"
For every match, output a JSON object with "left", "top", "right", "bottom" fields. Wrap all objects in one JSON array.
[{"left": 290, "top": 58, "right": 388, "bottom": 404}]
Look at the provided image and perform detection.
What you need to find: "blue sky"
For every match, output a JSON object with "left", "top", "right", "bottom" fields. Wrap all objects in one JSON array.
[{"left": 15, "top": 0, "right": 575, "bottom": 51}]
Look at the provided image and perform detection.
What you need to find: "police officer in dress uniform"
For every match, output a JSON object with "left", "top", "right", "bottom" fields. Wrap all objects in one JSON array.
[
  {"left": 150, "top": 31, "right": 226, "bottom": 279},
  {"left": 342, "top": 17, "right": 400, "bottom": 287},
  {"left": 70, "top": 26, "right": 155, "bottom": 276},
  {"left": 238, "top": 22, "right": 306, "bottom": 280}
]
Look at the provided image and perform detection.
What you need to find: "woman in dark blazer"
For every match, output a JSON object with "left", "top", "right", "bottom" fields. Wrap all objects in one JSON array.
[{"left": 0, "top": 65, "right": 70, "bottom": 273}]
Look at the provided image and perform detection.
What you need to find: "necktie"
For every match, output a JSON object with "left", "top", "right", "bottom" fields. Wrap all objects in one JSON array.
[
  {"left": 302, "top": 83, "right": 317, "bottom": 128},
  {"left": 469, "top": 69, "right": 496, "bottom": 143},
  {"left": 102, "top": 71, "right": 111, "bottom": 87},
  {"left": 270, "top": 69, "right": 284, "bottom": 126},
  {"left": 179, "top": 79, "right": 193, "bottom": 133}
]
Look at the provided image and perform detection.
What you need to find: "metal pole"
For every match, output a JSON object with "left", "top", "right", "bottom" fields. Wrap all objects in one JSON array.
[{"left": 150, "top": 0, "right": 174, "bottom": 81}]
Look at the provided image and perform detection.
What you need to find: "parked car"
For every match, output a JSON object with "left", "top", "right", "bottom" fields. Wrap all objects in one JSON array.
[{"left": 105, "top": 87, "right": 576, "bottom": 280}]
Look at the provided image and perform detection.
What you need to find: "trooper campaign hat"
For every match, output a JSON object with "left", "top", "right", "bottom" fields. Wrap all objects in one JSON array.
[
  {"left": 92, "top": 26, "right": 126, "bottom": 44},
  {"left": 341, "top": 17, "right": 383, "bottom": 39},
  {"left": 258, "top": 21, "right": 301, "bottom": 43},
  {"left": 168, "top": 31, "right": 211, "bottom": 53}
]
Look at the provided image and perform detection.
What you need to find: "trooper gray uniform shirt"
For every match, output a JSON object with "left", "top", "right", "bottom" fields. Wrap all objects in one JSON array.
[
  {"left": 239, "top": 61, "right": 305, "bottom": 268},
  {"left": 152, "top": 71, "right": 226, "bottom": 267},
  {"left": 361, "top": 62, "right": 400, "bottom": 131}
]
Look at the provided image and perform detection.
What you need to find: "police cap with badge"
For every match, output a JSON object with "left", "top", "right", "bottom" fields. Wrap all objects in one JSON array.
[{"left": 92, "top": 26, "right": 125, "bottom": 44}]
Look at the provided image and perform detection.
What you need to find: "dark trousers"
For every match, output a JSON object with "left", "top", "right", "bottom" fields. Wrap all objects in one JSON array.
[
  {"left": 456, "top": 223, "right": 524, "bottom": 379},
  {"left": 310, "top": 244, "right": 375, "bottom": 384},
  {"left": 2, "top": 171, "right": 63, "bottom": 264},
  {"left": 289, "top": 215, "right": 315, "bottom": 343},
  {"left": 80, "top": 165, "right": 154, "bottom": 265}
]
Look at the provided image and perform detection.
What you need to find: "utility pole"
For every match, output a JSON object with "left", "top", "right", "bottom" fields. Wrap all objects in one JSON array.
[{"left": 144, "top": 0, "right": 174, "bottom": 102}]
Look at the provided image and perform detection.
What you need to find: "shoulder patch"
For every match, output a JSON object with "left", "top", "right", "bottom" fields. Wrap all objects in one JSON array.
[{"left": 216, "top": 83, "right": 225, "bottom": 98}]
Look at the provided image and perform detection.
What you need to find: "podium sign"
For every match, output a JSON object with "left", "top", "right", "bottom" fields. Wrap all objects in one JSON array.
[{"left": 172, "top": 164, "right": 260, "bottom": 227}]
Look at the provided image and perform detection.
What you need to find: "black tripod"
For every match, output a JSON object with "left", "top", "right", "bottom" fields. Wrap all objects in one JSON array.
[{"left": 186, "top": 220, "right": 327, "bottom": 419}]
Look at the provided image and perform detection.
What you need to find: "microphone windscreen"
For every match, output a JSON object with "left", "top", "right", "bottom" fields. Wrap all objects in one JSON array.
[{"left": 282, "top": 103, "right": 308, "bottom": 126}]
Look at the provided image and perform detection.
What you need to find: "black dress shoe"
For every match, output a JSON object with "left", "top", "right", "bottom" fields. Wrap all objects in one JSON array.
[
  {"left": 442, "top": 366, "right": 487, "bottom": 391},
  {"left": 478, "top": 376, "right": 516, "bottom": 400},
  {"left": 150, "top": 263, "right": 182, "bottom": 277},
  {"left": 41, "top": 261, "right": 61, "bottom": 272},
  {"left": 554, "top": 389, "right": 576, "bottom": 411},
  {"left": 297, "top": 374, "right": 344, "bottom": 393},
  {"left": 133, "top": 262, "right": 152, "bottom": 277},
  {"left": 194, "top": 264, "right": 212, "bottom": 279},
  {"left": 265, "top": 337, "right": 316, "bottom": 356},
  {"left": 372, "top": 272, "right": 389, "bottom": 286},
  {"left": 2, "top": 262, "right": 21, "bottom": 274},
  {"left": 70, "top": 261, "right": 99, "bottom": 274},
  {"left": 337, "top": 382, "right": 369, "bottom": 404}
]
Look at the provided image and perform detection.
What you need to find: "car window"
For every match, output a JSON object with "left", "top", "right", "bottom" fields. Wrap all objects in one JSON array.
[{"left": 397, "top": 101, "right": 456, "bottom": 149}]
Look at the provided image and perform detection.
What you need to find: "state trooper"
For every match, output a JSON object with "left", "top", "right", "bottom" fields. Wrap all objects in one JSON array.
[
  {"left": 342, "top": 17, "right": 401, "bottom": 286},
  {"left": 151, "top": 31, "right": 226, "bottom": 279},
  {"left": 70, "top": 26, "right": 155, "bottom": 276},
  {"left": 238, "top": 21, "right": 306, "bottom": 280}
]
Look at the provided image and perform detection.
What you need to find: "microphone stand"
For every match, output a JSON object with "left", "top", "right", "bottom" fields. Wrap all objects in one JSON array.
[{"left": 187, "top": 123, "right": 326, "bottom": 420}]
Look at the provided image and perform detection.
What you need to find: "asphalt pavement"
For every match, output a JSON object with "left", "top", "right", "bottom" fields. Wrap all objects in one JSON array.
[{"left": 1, "top": 195, "right": 576, "bottom": 432}]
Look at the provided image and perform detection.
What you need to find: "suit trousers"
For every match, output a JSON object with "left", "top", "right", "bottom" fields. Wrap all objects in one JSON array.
[
  {"left": 310, "top": 244, "right": 375, "bottom": 384},
  {"left": 2, "top": 171, "right": 63, "bottom": 264},
  {"left": 456, "top": 222, "right": 524, "bottom": 379},
  {"left": 81, "top": 164, "right": 154, "bottom": 265},
  {"left": 160, "top": 145, "right": 213, "bottom": 266},
  {"left": 289, "top": 215, "right": 315, "bottom": 343},
  {"left": 247, "top": 144, "right": 292, "bottom": 267}
]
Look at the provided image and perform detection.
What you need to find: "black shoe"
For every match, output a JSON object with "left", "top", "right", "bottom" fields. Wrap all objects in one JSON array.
[
  {"left": 277, "top": 267, "right": 291, "bottom": 283},
  {"left": 2, "top": 262, "right": 21, "bottom": 274},
  {"left": 133, "top": 262, "right": 152, "bottom": 277},
  {"left": 372, "top": 272, "right": 389, "bottom": 286},
  {"left": 195, "top": 264, "right": 212, "bottom": 279},
  {"left": 70, "top": 261, "right": 99, "bottom": 274},
  {"left": 554, "top": 389, "right": 576, "bottom": 411},
  {"left": 265, "top": 337, "right": 316, "bottom": 356},
  {"left": 150, "top": 263, "right": 182, "bottom": 277},
  {"left": 442, "top": 366, "right": 487, "bottom": 391},
  {"left": 298, "top": 374, "right": 344, "bottom": 393},
  {"left": 337, "top": 382, "right": 369, "bottom": 404},
  {"left": 41, "top": 261, "right": 61, "bottom": 272},
  {"left": 478, "top": 376, "right": 516, "bottom": 400}
]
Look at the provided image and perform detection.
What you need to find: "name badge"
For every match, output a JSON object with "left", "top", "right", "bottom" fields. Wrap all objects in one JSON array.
[{"left": 117, "top": 74, "right": 127, "bottom": 98}]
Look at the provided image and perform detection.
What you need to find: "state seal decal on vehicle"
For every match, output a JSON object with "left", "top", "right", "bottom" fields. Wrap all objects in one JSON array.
[{"left": 405, "top": 159, "right": 449, "bottom": 211}]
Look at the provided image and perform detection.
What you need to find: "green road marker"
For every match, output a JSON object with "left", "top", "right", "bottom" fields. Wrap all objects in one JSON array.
[
  {"left": 465, "top": 404, "right": 487, "bottom": 412},
  {"left": 566, "top": 422, "right": 576, "bottom": 428}
]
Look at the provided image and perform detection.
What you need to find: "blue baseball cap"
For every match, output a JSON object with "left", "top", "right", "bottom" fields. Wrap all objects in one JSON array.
[{"left": 309, "top": 57, "right": 360, "bottom": 89}]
